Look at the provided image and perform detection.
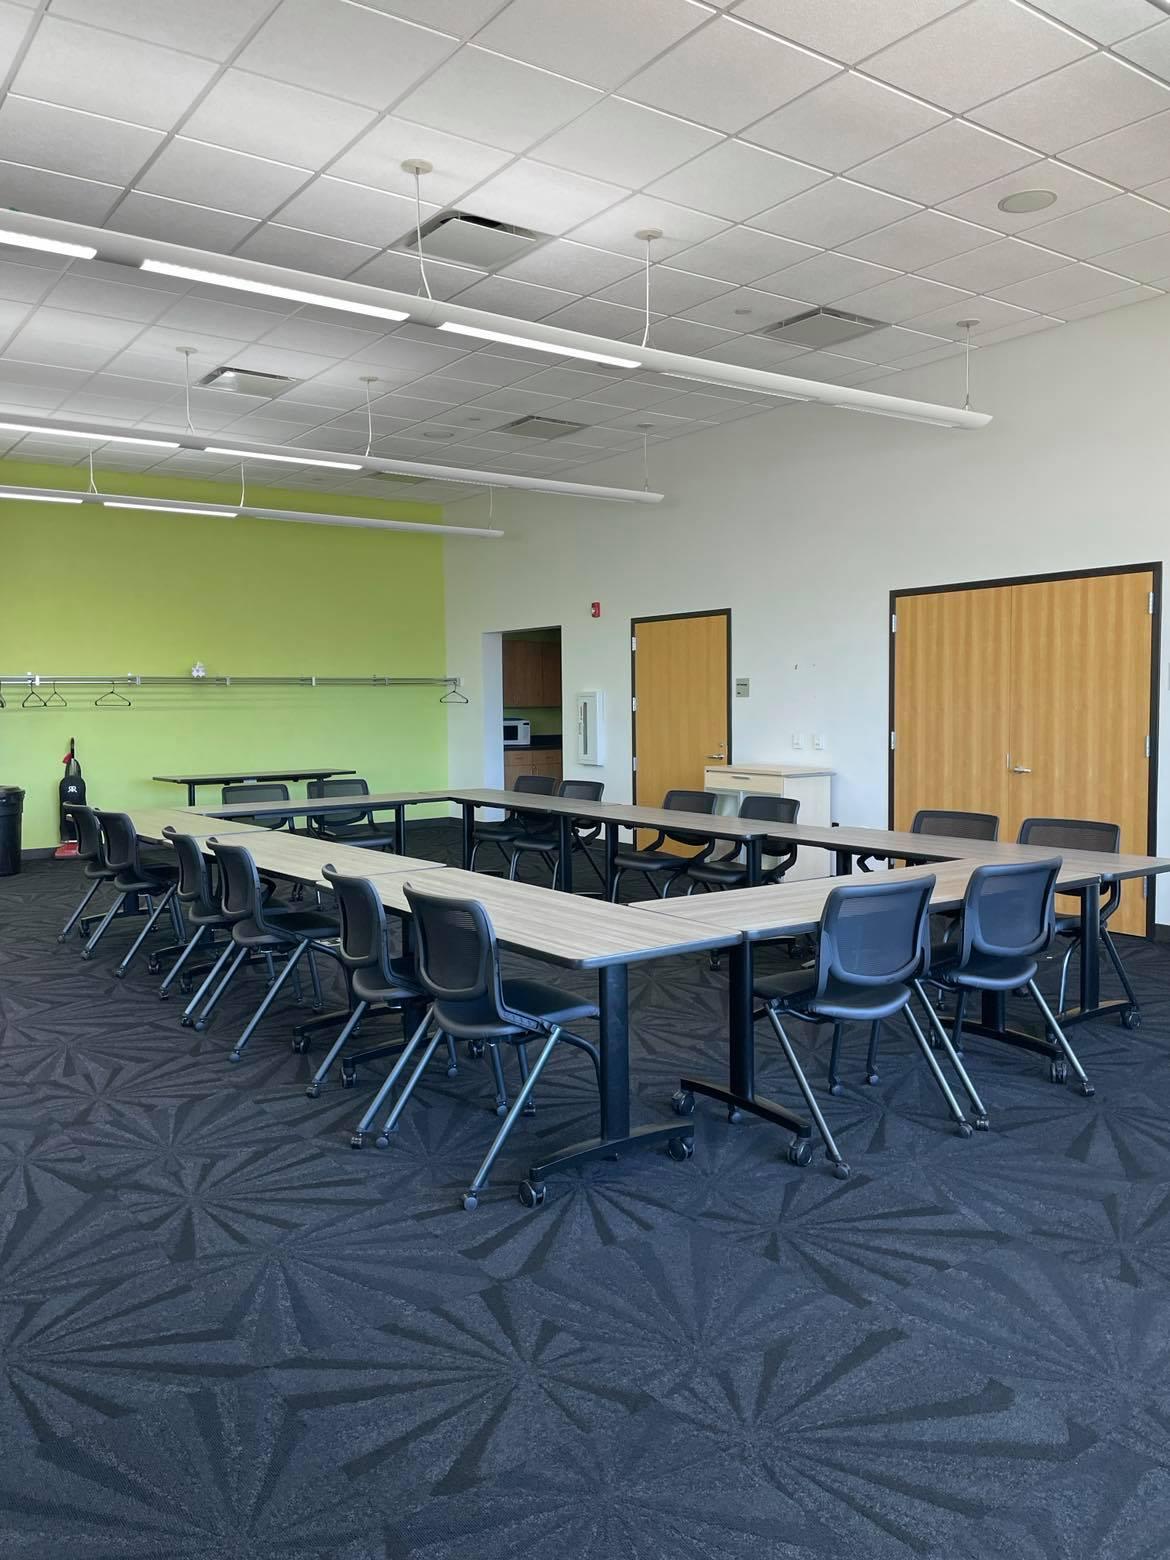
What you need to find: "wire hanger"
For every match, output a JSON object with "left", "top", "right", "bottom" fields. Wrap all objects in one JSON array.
[
  {"left": 21, "top": 680, "right": 46, "bottom": 708},
  {"left": 439, "top": 679, "right": 467, "bottom": 705},
  {"left": 95, "top": 679, "right": 131, "bottom": 708},
  {"left": 44, "top": 680, "right": 68, "bottom": 707}
]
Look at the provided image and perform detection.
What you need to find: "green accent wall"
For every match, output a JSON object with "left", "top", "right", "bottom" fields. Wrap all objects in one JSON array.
[{"left": 0, "top": 461, "right": 451, "bottom": 847}]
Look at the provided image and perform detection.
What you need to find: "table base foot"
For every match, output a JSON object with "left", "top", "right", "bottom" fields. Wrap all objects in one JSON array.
[
  {"left": 529, "top": 1121, "right": 692, "bottom": 1179},
  {"left": 681, "top": 1074, "right": 810, "bottom": 1140}
]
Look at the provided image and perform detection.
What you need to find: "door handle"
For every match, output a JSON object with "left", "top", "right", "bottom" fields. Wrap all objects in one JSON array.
[
  {"left": 706, "top": 754, "right": 726, "bottom": 761},
  {"left": 1011, "top": 764, "right": 1032, "bottom": 773}
]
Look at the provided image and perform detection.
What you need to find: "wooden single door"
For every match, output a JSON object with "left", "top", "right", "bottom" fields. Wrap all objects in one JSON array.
[
  {"left": 632, "top": 610, "right": 730, "bottom": 850},
  {"left": 892, "top": 585, "right": 1014, "bottom": 832},
  {"left": 1007, "top": 571, "right": 1153, "bottom": 933}
]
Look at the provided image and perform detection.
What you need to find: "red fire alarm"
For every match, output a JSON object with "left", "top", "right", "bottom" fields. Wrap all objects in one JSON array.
[{"left": 590, "top": 601, "right": 601, "bottom": 618}]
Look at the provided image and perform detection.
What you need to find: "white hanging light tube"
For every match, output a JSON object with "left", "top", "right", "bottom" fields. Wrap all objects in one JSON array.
[
  {"left": 203, "top": 446, "right": 363, "bottom": 471},
  {"left": 139, "top": 259, "right": 411, "bottom": 323},
  {"left": 0, "top": 419, "right": 180, "bottom": 449},
  {"left": 435, "top": 321, "right": 641, "bottom": 369}
]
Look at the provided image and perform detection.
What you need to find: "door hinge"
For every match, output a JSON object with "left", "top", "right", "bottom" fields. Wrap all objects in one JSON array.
[
  {"left": 1149, "top": 591, "right": 1156, "bottom": 615},
  {"left": 890, "top": 612, "right": 897, "bottom": 633},
  {"left": 889, "top": 731, "right": 896, "bottom": 751},
  {"left": 631, "top": 695, "right": 637, "bottom": 712},
  {"left": 632, "top": 755, "right": 638, "bottom": 772},
  {"left": 1146, "top": 733, "right": 1151, "bottom": 758},
  {"left": 1143, "top": 877, "right": 1149, "bottom": 899},
  {"left": 630, "top": 634, "right": 637, "bottom": 652}
]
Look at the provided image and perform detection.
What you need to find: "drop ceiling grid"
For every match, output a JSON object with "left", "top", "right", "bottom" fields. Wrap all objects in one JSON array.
[{"left": 0, "top": 0, "right": 1163, "bottom": 491}]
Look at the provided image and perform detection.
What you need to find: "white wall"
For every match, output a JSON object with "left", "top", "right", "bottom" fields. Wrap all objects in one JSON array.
[{"left": 443, "top": 294, "right": 1170, "bottom": 908}]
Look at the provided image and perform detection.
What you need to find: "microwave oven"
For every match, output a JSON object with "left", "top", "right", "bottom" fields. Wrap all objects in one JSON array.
[{"left": 503, "top": 719, "right": 531, "bottom": 748}]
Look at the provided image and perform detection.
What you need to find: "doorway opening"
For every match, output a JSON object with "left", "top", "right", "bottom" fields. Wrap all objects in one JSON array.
[{"left": 501, "top": 625, "right": 563, "bottom": 789}]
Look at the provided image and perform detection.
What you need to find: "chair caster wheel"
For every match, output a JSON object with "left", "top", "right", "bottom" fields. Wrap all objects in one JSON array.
[
  {"left": 1121, "top": 1007, "right": 1142, "bottom": 1030},
  {"left": 304, "top": 1085, "right": 320, "bottom": 1100},
  {"left": 522, "top": 1101, "right": 537, "bottom": 1117},
  {"left": 671, "top": 1089, "right": 695, "bottom": 1116},
  {"left": 468, "top": 1040, "right": 485, "bottom": 1060},
  {"left": 446, "top": 1064, "right": 459, "bottom": 1078},
  {"left": 56, "top": 934, "right": 67, "bottom": 945},
  {"left": 495, "top": 1102, "right": 508, "bottom": 1117},
  {"left": 113, "top": 969, "right": 126, "bottom": 980},
  {"left": 374, "top": 1128, "right": 395, "bottom": 1148},
  {"left": 290, "top": 1036, "right": 310, "bottom": 1054},
  {"left": 957, "top": 1121, "right": 974, "bottom": 1139},
  {"left": 180, "top": 979, "right": 192, "bottom": 996},
  {"left": 1049, "top": 1059, "right": 1068, "bottom": 1085},
  {"left": 462, "top": 1192, "right": 479, "bottom": 1211},
  {"left": 180, "top": 1016, "right": 194, "bottom": 1028},
  {"left": 866, "top": 1072, "right": 880, "bottom": 1086},
  {"left": 832, "top": 1161, "right": 851, "bottom": 1180},
  {"left": 787, "top": 1138, "right": 813, "bottom": 1168},
  {"left": 974, "top": 1115, "right": 990, "bottom": 1132},
  {"left": 158, "top": 988, "right": 171, "bottom": 1001},
  {"left": 518, "top": 1180, "right": 546, "bottom": 1209},
  {"left": 727, "top": 1106, "right": 743, "bottom": 1124},
  {"left": 193, "top": 1020, "right": 208, "bottom": 1033},
  {"left": 229, "top": 1051, "right": 242, "bottom": 1064},
  {"left": 828, "top": 1081, "right": 843, "bottom": 1097},
  {"left": 80, "top": 950, "right": 92, "bottom": 962},
  {"left": 350, "top": 1133, "right": 365, "bottom": 1150},
  {"left": 666, "top": 1135, "right": 694, "bottom": 1161},
  {"left": 341, "top": 1070, "right": 356, "bottom": 1089},
  {"left": 147, "top": 959, "right": 160, "bottom": 976},
  {"left": 1079, "top": 1081, "right": 1095, "bottom": 1098}
]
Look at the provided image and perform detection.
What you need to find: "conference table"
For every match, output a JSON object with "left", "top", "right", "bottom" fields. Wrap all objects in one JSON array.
[{"left": 154, "top": 766, "right": 357, "bottom": 806}]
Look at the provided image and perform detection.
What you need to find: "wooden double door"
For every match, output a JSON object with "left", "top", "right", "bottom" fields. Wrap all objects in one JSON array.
[{"left": 891, "top": 566, "right": 1158, "bottom": 934}]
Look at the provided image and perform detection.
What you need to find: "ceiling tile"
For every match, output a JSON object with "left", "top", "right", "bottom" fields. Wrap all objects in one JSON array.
[
  {"left": 1058, "top": 284, "right": 1163, "bottom": 318},
  {"left": 501, "top": 364, "right": 623, "bottom": 399},
  {"left": 568, "top": 195, "right": 726, "bottom": 261},
  {"left": 681, "top": 286, "right": 802, "bottom": 331},
  {"left": 903, "top": 294, "right": 1038, "bottom": 337},
  {"left": 1025, "top": 194, "right": 1170, "bottom": 258},
  {"left": 5, "top": 307, "right": 146, "bottom": 371},
  {"left": 844, "top": 209, "right": 1001, "bottom": 269},
  {"left": 1140, "top": 174, "right": 1170, "bottom": 207},
  {"left": 921, "top": 237, "right": 1072, "bottom": 290},
  {"left": 620, "top": 16, "right": 838, "bottom": 133},
  {"left": 395, "top": 46, "right": 600, "bottom": 153},
  {"left": 850, "top": 121, "right": 1039, "bottom": 206},
  {"left": 731, "top": 0, "right": 967, "bottom": 63},
  {"left": 633, "top": 317, "right": 739, "bottom": 354},
  {"left": 351, "top": 248, "right": 482, "bottom": 297},
  {"left": 1022, "top": 0, "right": 1159, "bottom": 45},
  {"left": 48, "top": 0, "right": 276, "bottom": 57},
  {"left": 459, "top": 159, "right": 627, "bottom": 235},
  {"left": 538, "top": 297, "right": 647, "bottom": 338},
  {"left": 1063, "top": 111, "right": 1170, "bottom": 189},
  {"left": 473, "top": 0, "right": 703, "bottom": 90},
  {"left": 753, "top": 251, "right": 899, "bottom": 303},
  {"left": 831, "top": 272, "right": 971, "bottom": 323},
  {"left": 346, "top": 0, "right": 507, "bottom": 36},
  {"left": 235, "top": 0, "right": 455, "bottom": 111},
  {"left": 532, "top": 98, "right": 719, "bottom": 187},
  {"left": 826, "top": 324, "right": 948, "bottom": 363},
  {"left": 13, "top": 16, "right": 217, "bottom": 131},
  {"left": 105, "top": 191, "right": 258, "bottom": 252},
  {"left": 270, "top": 177, "right": 421, "bottom": 249},
  {"left": 0, "top": 160, "right": 120, "bottom": 223},
  {"left": 500, "top": 239, "right": 640, "bottom": 292},
  {"left": 597, "top": 266, "right": 733, "bottom": 314},
  {"left": 970, "top": 54, "right": 1170, "bottom": 152},
  {"left": 751, "top": 178, "right": 919, "bottom": 247},
  {"left": 330, "top": 118, "right": 512, "bottom": 205},
  {"left": 430, "top": 353, "right": 541, "bottom": 386},
  {"left": 235, "top": 224, "right": 378, "bottom": 279},
  {"left": 253, "top": 316, "right": 384, "bottom": 358},
  {"left": 864, "top": 0, "right": 1090, "bottom": 113},
  {"left": 648, "top": 141, "right": 826, "bottom": 222},
  {"left": 938, "top": 159, "right": 1115, "bottom": 232},
  {"left": 1116, "top": 20, "right": 1170, "bottom": 82},
  {"left": 135, "top": 138, "right": 311, "bottom": 219},
  {"left": 183, "top": 71, "right": 377, "bottom": 166},
  {"left": 0, "top": 259, "right": 62, "bottom": 306},
  {"left": 744, "top": 71, "right": 944, "bottom": 173},
  {"left": 993, "top": 261, "right": 1138, "bottom": 312},
  {"left": 448, "top": 275, "right": 578, "bottom": 319},
  {"left": 0, "top": 96, "right": 162, "bottom": 186},
  {"left": 670, "top": 226, "right": 817, "bottom": 284},
  {"left": 1092, "top": 232, "right": 1170, "bottom": 282}
]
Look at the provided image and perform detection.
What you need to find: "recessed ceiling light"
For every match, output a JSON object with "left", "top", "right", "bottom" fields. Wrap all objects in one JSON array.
[{"left": 997, "top": 189, "right": 1057, "bottom": 214}]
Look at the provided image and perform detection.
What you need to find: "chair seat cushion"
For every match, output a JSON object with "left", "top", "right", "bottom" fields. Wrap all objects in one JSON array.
[
  {"left": 614, "top": 848, "right": 677, "bottom": 872},
  {"left": 510, "top": 830, "right": 558, "bottom": 853},
  {"left": 353, "top": 963, "right": 421, "bottom": 1004},
  {"left": 114, "top": 865, "right": 178, "bottom": 892},
  {"left": 931, "top": 950, "right": 1038, "bottom": 990},
  {"left": 263, "top": 908, "right": 340, "bottom": 941},
  {"left": 685, "top": 858, "right": 749, "bottom": 887},
  {"left": 500, "top": 978, "right": 600, "bottom": 1029},
  {"left": 476, "top": 820, "right": 525, "bottom": 842},
  {"left": 315, "top": 822, "right": 395, "bottom": 845},
  {"left": 755, "top": 970, "right": 911, "bottom": 1022}
]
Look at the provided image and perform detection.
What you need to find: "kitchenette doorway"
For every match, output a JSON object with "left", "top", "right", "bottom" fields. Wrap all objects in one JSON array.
[{"left": 502, "top": 625, "right": 563, "bottom": 787}]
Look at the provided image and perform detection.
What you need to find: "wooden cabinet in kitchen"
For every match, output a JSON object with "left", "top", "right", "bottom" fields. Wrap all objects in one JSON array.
[{"left": 502, "top": 639, "right": 561, "bottom": 707}]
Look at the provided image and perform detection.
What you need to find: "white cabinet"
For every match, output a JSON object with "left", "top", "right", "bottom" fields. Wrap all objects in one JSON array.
[{"left": 703, "top": 762, "right": 833, "bottom": 881}]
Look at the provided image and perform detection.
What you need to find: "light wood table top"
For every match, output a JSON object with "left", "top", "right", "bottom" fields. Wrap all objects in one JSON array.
[
  {"left": 155, "top": 767, "right": 356, "bottom": 786},
  {"left": 639, "top": 857, "right": 1108, "bottom": 941},
  {"left": 205, "top": 789, "right": 450, "bottom": 819},
  {"left": 370, "top": 865, "right": 737, "bottom": 968},
  {"left": 129, "top": 809, "right": 269, "bottom": 843},
  {"left": 451, "top": 788, "right": 778, "bottom": 841},
  {"left": 200, "top": 830, "right": 444, "bottom": 888}
]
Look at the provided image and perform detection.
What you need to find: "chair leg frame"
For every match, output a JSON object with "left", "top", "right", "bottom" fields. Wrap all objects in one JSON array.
[
  {"left": 765, "top": 1009, "right": 849, "bottom": 1177},
  {"left": 466, "top": 1027, "right": 561, "bottom": 1201},
  {"left": 349, "top": 1006, "right": 434, "bottom": 1144},
  {"left": 912, "top": 980, "right": 988, "bottom": 1126}
]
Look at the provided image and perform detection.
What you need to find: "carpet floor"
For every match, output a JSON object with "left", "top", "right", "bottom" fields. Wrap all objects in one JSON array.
[{"left": 1, "top": 825, "right": 1169, "bottom": 1559}]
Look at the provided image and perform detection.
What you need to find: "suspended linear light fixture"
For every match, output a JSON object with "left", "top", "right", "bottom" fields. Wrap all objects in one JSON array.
[
  {"left": 0, "top": 227, "right": 97, "bottom": 260},
  {"left": 139, "top": 260, "right": 411, "bottom": 322},
  {"left": 0, "top": 419, "right": 180, "bottom": 449},
  {"left": 202, "top": 447, "right": 364, "bottom": 471}
]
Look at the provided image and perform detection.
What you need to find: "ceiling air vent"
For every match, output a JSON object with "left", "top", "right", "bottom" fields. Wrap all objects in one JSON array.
[
  {"left": 502, "top": 415, "right": 586, "bottom": 440},
  {"left": 399, "top": 210, "right": 543, "bottom": 269},
  {"left": 199, "top": 366, "right": 298, "bottom": 398},
  {"left": 764, "top": 307, "right": 885, "bottom": 349}
]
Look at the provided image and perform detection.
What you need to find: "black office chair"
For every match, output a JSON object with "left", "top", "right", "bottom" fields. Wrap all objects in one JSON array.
[
  {"left": 307, "top": 778, "right": 396, "bottom": 851},
  {"left": 308, "top": 866, "right": 455, "bottom": 1102},
  {"left": 58, "top": 804, "right": 118, "bottom": 943},
  {"left": 747, "top": 874, "right": 976, "bottom": 1179},
  {"left": 506, "top": 779, "right": 606, "bottom": 888},
  {"left": 203, "top": 841, "right": 340, "bottom": 1061},
  {"left": 468, "top": 773, "right": 556, "bottom": 872},
  {"left": 680, "top": 794, "right": 800, "bottom": 892},
  {"left": 370, "top": 884, "right": 602, "bottom": 1210},
  {"left": 75, "top": 811, "right": 182, "bottom": 970},
  {"left": 912, "top": 809, "right": 1000, "bottom": 841},
  {"left": 930, "top": 857, "right": 1094, "bottom": 1097},
  {"left": 156, "top": 829, "right": 238, "bottom": 1004},
  {"left": 1017, "top": 816, "right": 1140, "bottom": 1025},
  {"left": 610, "top": 789, "right": 717, "bottom": 902},
  {"left": 221, "top": 782, "right": 293, "bottom": 830}
]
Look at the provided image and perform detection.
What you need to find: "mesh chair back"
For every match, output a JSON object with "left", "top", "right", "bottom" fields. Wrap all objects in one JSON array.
[
  {"left": 322, "top": 866, "right": 392, "bottom": 975},
  {"left": 912, "top": 809, "right": 999, "bottom": 841},
  {"left": 1018, "top": 817, "right": 1120, "bottom": 853},
  {"left": 164, "top": 829, "right": 215, "bottom": 910},
  {"left": 959, "top": 858, "right": 1060, "bottom": 963},
  {"left": 208, "top": 841, "right": 263, "bottom": 925},
  {"left": 663, "top": 787, "right": 717, "bottom": 847},
  {"left": 816, "top": 874, "right": 935, "bottom": 995},
  {"left": 559, "top": 780, "right": 604, "bottom": 802},
  {"left": 96, "top": 811, "right": 139, "bottom": 876},
  {"left": 309, "top": 777, "right": 370, "bottom": 827},
  {"left": 740, "top": 793, "right": 799, "bottom": 856},
  {"left": 512, "top": 774, "right": 556, "bottom": 796},
  {"left": 404, "top": 884, "right": 505, "bottom": 1033},
  {"left": 71, "top": 805, "right": 107, "bottom": 866},
  {"left": 221, "top": 783, "right": 291, "bottom": 830}
]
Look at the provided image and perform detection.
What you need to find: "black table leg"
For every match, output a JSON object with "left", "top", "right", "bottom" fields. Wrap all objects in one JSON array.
[
  {"left": 681, "top": 939, "right": 811, "bottom": 1142},
  {"left": 394, "top": 805, "right": 406, "bottom": 857},
  {"left": 557, "top": 814, "right": 575, "bottom": 895},
  {"left": 746, "top": 836, "right": 763, "bottom": 887},
  {"left": 461, "top": 802, "right": 475, "bottom": 870},
  {"left": 604, "top": 821, "right": 619, "bottom": 900},
  {"left": 528, "top": 962, "right": 694, "bottom": 1181},
  {"left": 834, "top": 846, "right": 853, "bottom": 875},
  {"left": 1078, "top": 882, "right": 1102, "bottom": 1014},
  {"left": 187, "top": 783, "right": 196, "bottom": 806}
]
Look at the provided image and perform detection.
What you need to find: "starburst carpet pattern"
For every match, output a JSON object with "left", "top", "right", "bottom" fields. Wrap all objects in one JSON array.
[{"left": 1, "top": 827, "right": 1169, "bottom": 1559}]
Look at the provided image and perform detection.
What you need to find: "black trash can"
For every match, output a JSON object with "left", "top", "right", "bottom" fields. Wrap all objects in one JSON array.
[{"left": 0, "top": 786, "right": 24, "bottom": 875}]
